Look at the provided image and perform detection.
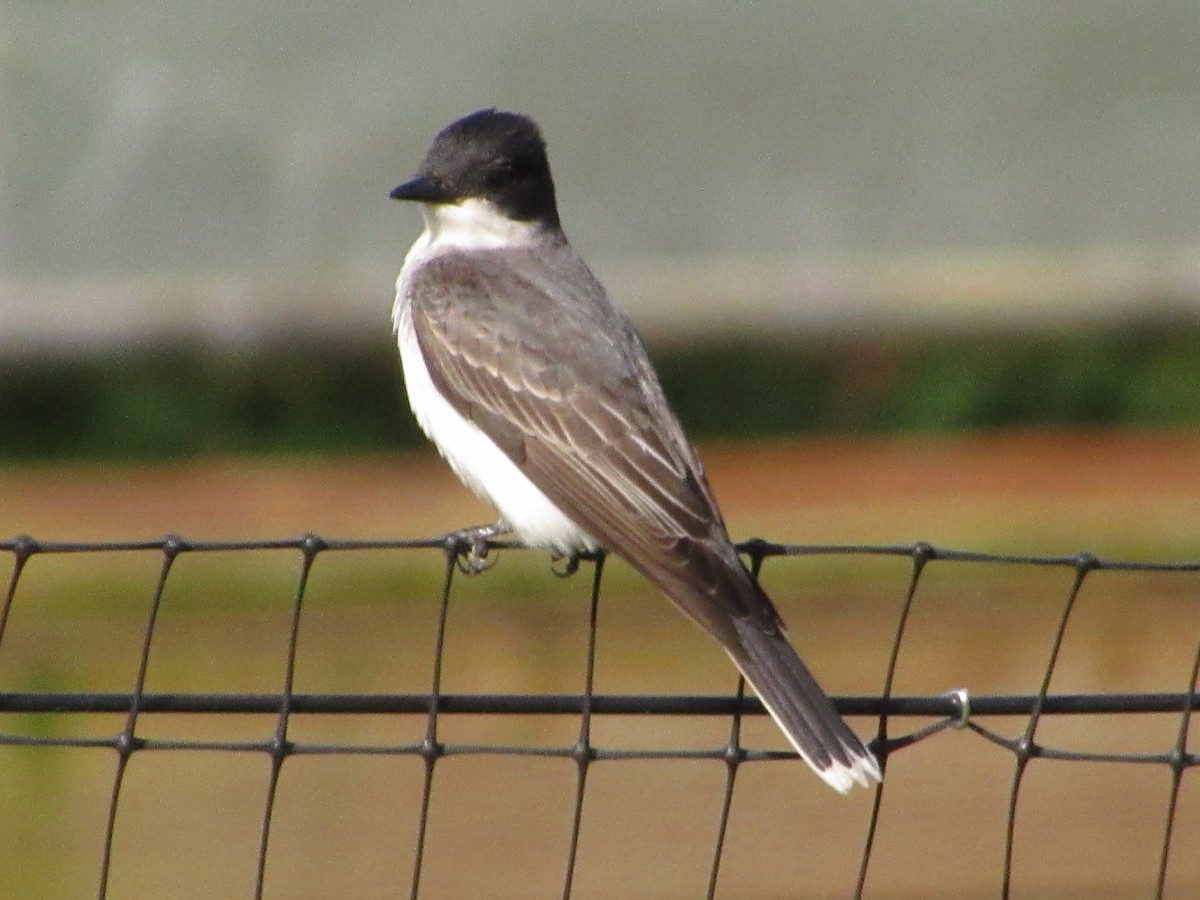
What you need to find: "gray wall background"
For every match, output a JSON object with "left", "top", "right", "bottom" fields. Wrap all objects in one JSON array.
[{"left": 4, "top": 3, "right": 1200, "bottom": 346}]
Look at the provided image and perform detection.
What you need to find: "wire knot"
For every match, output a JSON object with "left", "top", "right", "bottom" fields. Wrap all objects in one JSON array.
[{"left": 944, "top": 688, "right": 971, "bottom": 729}]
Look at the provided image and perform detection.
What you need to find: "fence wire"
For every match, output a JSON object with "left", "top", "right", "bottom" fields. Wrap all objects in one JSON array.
[{"left": 1, "top": 533, "right": 1198, "bottom": 899}]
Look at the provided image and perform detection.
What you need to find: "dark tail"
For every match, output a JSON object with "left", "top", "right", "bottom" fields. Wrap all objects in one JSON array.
[
  {"left": 612, "top": 533, "right": 880, "bottom": 792},
  {"left": 728, "top": 615, "right": 881, "bottom": 793}
]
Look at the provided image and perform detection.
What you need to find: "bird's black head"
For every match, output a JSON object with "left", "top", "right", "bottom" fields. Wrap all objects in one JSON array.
[{"left": 390, "top": 109, "right": 560, "bottom": 230}]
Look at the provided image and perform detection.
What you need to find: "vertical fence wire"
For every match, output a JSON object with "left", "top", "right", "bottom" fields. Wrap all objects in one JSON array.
[
  {"left": 1157, "top": 629, "right": 1200, "bottom": 897},
  {"left": 407, "top": 541, "right": 460, "bottom": 900},
  {"left": 0, "top": 535, "right": 1197, "bottom": 898},
  {"left": 0, "top": 536, "right": 36, "bottom": 654},
  {"left": 999, "top": 553, "right": 1094, "bottom": 897},
  {"left": 703, "top": 541, "right": 770, "bottom": 900},
  {"left": 560, "top": 551, "right": 605, "bottom": 900},
  {"left": 253, "top": 534, "right": 324, "bottom": 899},
  {"left": 851, "top": 542, "right": 933, "bottom": 899},
  {"left": 97, "top": 536, "right": 182, "bottom": 899}
]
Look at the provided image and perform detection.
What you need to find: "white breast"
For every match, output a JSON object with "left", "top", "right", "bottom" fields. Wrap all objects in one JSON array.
[{"left": 393, "top": 203, "right": 595, "bottom": 554}]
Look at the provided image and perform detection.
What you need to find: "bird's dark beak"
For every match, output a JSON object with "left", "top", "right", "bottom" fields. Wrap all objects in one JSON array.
[{"left": 389, "top": 174, "right": 453, "bottom": 203}]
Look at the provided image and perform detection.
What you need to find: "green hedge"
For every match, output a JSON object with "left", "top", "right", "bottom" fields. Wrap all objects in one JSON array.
[{"left": 1, "top": 323, "right": 1196, "bottom": 460}]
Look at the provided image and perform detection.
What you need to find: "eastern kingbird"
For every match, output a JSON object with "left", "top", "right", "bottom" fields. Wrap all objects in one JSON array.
[{"left": 389, "top": 109, "right": 880, "bottom": 793}]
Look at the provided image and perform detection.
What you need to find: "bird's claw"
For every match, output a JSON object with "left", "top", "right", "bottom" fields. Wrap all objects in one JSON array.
[
  {"left": 456, "top": 533, "right": 497, "bottom": 574},
  {"left": 449, "top": 521, "right": 510, "bottom": 575},
  {"left": 551, "top": 549, "right": 582, "bottom": 578}
]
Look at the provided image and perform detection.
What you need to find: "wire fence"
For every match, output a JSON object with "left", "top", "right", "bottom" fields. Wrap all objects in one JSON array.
[{"left": 2, "top": 533, "right": 1198, "bottom": 898}]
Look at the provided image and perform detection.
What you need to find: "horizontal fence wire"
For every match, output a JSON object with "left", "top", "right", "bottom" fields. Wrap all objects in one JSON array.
[
  {"left": 2, "top": 533, "right": 1199, "bottom": 899},
  {"left": 5, "top": 690, "right": 1200, "bottom": 718}
]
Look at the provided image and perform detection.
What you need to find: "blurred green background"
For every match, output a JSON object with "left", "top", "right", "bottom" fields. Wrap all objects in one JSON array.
[{"left": 3, "top": 327, "right": 1200, "bottom": 460}]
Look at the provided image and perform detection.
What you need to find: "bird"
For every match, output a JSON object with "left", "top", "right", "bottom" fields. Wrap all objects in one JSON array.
[{"left": 389, "top": 109, "right": 881, "bottom": 793}]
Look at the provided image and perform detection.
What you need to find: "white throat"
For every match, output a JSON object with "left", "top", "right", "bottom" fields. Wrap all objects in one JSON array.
[
  {"left": 391, "top": 198, "right": 593, "bottom": 555},
  {"left": 419, "top": 198, "right": 542, "bottom": 252}
]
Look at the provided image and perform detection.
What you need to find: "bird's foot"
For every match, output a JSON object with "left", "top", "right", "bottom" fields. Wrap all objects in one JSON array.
[
  {"left": 450, "top": 521, "right": 511, "bottom": 575},
  {"left": 550, "top": 548, "right": 582, "bottom": 579},
  {"left": 551, "top": 546, "right": 605, "bottom": 578}
]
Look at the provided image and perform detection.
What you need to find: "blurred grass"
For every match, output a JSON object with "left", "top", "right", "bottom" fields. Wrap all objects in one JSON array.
[
  {"left": 2, "top": 541, "right": 1198, "bottom": 898},
  {"left": 2, "top": 429, "right": 1198, "bottom": 896},
  {"left": 0, "top": 401, "right": 1195, "bottom": 898},
  {"left": 2, "top": 322, "right": 1199, "bottom": 461}
]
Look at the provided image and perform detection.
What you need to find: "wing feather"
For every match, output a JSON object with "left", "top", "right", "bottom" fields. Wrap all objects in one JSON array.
[
  {"left": 403, "top": 244, "right": 883, "bottom": 791},
  {"left": 406, "top": 247, "right": 754, "bottom": 627}
]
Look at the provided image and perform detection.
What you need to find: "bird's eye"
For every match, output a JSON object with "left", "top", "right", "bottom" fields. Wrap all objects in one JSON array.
[{"left": 485, "top": 160, "right": 517, "bottom": 188}]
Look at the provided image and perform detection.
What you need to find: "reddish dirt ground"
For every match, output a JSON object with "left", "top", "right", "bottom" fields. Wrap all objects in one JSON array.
[{"left": 4, "top": 428, "right": 1197, "bottom": 555}]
